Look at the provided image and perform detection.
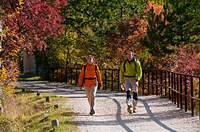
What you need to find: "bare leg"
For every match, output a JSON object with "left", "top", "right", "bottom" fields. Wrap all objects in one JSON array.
[{"left": 85, "top": 86, "right": 97, "bottom": 115}]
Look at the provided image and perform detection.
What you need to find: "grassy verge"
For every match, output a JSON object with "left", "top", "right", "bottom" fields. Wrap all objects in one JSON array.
[
  {"left": 18, "top": 76, "right": 42, "bottom": 81},
  {"left": 0, "top": 89, "right": 77, "bottom": 132}
]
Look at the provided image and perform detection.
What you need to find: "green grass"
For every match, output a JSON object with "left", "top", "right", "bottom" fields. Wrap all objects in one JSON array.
[
  {"left": 22, "top": 93, "right": 77, "bottom": 132},
  {"left": 0, "top": 91, "right": 78, "bottom": 132},
  {"left": 18, "top": 76, "right": 42, "bottom": 81},
  {"left": 26, "top": 109, "right": 76, "bottom": 132}
]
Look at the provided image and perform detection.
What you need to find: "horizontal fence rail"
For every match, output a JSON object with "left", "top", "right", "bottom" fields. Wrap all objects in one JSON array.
[{"left": 44, "top": 67, "right": 200, "bottom": 119}]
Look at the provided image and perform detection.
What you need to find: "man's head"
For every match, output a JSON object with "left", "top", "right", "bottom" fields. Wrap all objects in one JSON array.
[
  {"left": 87, "top": 55, "right": 95, "bottom": 64},
  {"left": 126, "top": 49, "right": 135, "bottom": 61}
]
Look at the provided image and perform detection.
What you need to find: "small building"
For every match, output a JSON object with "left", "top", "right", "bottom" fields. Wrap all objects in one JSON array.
[{"left": 23, "top": 51, "right": 36, "bottom": 74}]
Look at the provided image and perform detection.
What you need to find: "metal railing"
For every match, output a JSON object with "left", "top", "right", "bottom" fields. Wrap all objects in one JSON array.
[
  {"left": 47, "top": 67, "right": 121, "bottom": 91},
  {"left": 142, "top": 70, "right": 200, "bottom": 118}
]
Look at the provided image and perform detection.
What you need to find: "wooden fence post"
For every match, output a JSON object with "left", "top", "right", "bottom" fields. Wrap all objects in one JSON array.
[
  {"left": 190, "top": 76, "right": 194, "bottom": 116},
  {"left": 180, "top": 74, "right": 183, "bottom": 109},
  {"left": 184, "top": 75, "right": 187, "bottom": 112}
]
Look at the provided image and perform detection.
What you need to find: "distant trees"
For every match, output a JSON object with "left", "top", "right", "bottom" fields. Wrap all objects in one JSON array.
[
  {"left": 144, "top": 0, "right": 200, "bottom": 55},
  {"left": 61, "top": 0, "right": 146, "bottom": 65}
]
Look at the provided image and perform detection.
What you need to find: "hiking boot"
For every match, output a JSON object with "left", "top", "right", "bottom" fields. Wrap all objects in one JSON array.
[
  {"left": 90, "top": 109, "right": 95, "bottom": 116},
  {"left": 132, "top": 99, "right": 137, "bottom": 113},
  {"left": 127, "top": 105, "right": 133, "bottom": 114},
  {"left": 132, "top": 107, "right": 136, "bottom": 113}
]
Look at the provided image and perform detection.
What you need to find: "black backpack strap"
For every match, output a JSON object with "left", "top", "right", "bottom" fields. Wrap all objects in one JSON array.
[
  {"left": 123, "top": 60, "right": 127, "bottom": 72},
  {"left": 82, "top": 64, "right": 99, "bottom": 86},
  {"left": 133, "top": 59, "right": 137, "bottom": 73},
  {"left": 82, "top": 64, "right": 87, "bottom": 86},
  {"left": 95, "top": 65, "right": 98, "bottom": 81}
]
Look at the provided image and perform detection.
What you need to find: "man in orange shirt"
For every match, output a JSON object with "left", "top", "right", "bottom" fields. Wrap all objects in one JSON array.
[{"left": 78, "top": 55, "right": 103, "bottom": 115}]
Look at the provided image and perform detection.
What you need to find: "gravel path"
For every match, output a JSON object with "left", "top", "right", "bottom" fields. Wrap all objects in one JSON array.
[{"left": 16, "top": 81, "right": 200, "bottom": 132}]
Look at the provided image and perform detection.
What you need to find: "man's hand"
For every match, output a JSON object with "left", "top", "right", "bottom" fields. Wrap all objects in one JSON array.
[
  {"left": 98, "top": 84, "right": 103, "bottom": 90},
  {"left": 120, "top": 83, "right": 125, "bottom": 91},
  {"left": 100, "top": 86, "right": 103, "bottom": 90}
]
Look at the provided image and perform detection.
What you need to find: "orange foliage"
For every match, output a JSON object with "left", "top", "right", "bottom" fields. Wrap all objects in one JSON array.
[
  {"left": 144, "top": 1, "right": 164, "bottom": 15},
  {"left": 127, "top": 18, "right": 148, "bottom": 44}
]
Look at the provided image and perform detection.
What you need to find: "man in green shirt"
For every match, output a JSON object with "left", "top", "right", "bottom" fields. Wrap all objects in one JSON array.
[{"left": 120, "top": 50, "right": 142, "bottom": 114}]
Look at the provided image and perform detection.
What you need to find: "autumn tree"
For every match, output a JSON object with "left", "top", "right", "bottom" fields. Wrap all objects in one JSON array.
[
  {"left": 176, "top": 45, "right": 199, "bottom": 75},
  {"left": 143, "top": 0, "right": 200, "bottom": 55},
  {"left": 0, "top": 0, "right": 67, "bottom": 83}
]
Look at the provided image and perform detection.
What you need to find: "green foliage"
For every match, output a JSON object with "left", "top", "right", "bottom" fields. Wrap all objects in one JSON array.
[
  {"left": 35, "top": 34, "right": 81, "bottom": 68},
  {"left": 36, "top": 0, "right": 147, "bottom": 68},
  {"left": 138, "top": 49, "right": 151, "bottom": 65},
  {"left": 64, "top": 0, "right": 146, "bottom": 32},
  {"left": 36, "top": 37, "right": 67, "bottom": 68},
  {"left": 61, "top": 0, "right": 146, "bottom": 62},
  {"left": 18, "top": 76, "right": 42, "bottom": 81}
]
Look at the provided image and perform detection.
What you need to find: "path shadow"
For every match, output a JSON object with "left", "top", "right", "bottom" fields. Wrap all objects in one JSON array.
[
  {"left": 140, "top": 99, "right": 177, "bottom": 132},
  {"left": 109, "top": 97, "right": 133, "bottom": 132},
  {"left": 73, "top": 95, "right": 187, "bottom": 132}
]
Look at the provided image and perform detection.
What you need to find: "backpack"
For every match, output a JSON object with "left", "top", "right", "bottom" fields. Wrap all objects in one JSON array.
[{"left": 82, "top": 64, "right": 98, "bottom": 86}]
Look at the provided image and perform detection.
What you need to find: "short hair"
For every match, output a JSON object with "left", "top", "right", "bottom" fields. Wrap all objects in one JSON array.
[
  {"left": 88, "top": 55, "right": 95, "bottom": 59},
  {"left": 125, "top": 49, "right": 134, "bottom": 54}
]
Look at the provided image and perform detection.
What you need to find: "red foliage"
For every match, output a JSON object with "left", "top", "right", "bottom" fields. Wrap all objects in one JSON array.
[
  {"left": 176, "top": 47, "right": 199, "bottom": 75},
  {"left": 2, "top": 0, "right": 67, "bottom": 52},
  {"left": 0, "top": 0, "right": 67, "bottom": 83},
  {"left": 3, "top": 13, "right": 21, "bottom": 54},
  {"left": 19, "top": 0, "right": 67, "bottom": 51}
]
